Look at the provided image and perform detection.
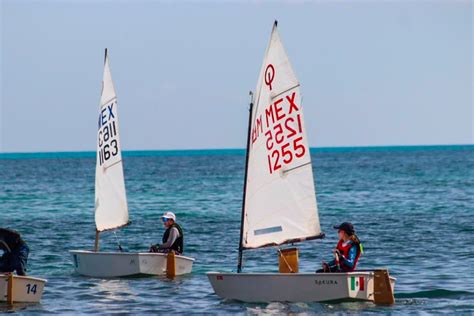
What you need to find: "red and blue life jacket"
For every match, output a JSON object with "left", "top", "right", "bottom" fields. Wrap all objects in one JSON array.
[{"left": 336, "top": 239, "right": 362, "bottom": 272}]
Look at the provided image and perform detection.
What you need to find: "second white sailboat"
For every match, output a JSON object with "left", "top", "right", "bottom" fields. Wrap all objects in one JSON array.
[{"left": 70, "top": 49, "right": 194, "bottom": 278}]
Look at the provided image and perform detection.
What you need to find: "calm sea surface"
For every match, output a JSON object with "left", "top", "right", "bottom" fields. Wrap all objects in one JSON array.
[{"left": 0, "top": 146, "right": 473, "bottom": 314}]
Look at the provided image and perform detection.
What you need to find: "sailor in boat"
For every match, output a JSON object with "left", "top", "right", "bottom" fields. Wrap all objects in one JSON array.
[
  {"left": 149, "top": 212, "right": 184, "bottom": 254},
  {"left": 318, "top": 222, "right": 363, "bottom": 273},
  {"left": 0, "top": 228, "right": 29, "bottom": 276}
]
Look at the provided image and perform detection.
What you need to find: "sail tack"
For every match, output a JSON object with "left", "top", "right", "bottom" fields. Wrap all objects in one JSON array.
[
  {"left": 94, "top": 50, "right": 129, "bottom": 232},
  {"left": 242, "top": 23, "right": 322, "bottom": 249}
]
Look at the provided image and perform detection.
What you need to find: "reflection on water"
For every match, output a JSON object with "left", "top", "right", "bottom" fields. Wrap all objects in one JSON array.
[{"left": 91, "top": 279, "right": 137, "bottom": 304}]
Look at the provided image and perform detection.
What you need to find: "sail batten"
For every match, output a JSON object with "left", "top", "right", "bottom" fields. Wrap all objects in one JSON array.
[
  {"left": 241, "top": 23, "right": 322, "bottom": 249},
  {"left": 94, "top": 50, "right": 129, "bottom": 232}
]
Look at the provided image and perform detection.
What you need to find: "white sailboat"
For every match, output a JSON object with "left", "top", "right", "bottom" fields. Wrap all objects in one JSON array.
[
  {"left": 0, "top": 274, "right": 46, "bottom": 303},
  {"left": 207, "top": 22, "right": 395, "bottom": 304},
  {"left": 69, "top": 49, "right": 194, "bottom": 278}
]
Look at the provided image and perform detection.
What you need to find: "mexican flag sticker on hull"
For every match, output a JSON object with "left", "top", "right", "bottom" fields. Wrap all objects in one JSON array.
[{"left": 351, "top": 276, "right": 365, "bottom": 291}]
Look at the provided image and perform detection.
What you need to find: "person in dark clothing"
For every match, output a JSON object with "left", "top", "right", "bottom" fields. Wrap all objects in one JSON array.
[
  {"left": 0, "top": 228, "right": 29, "bottom": 276},
  {"left": 317, "top": 222, "right": 363, "bottom": 273},
  {"left": 149, "top": 212, "right": 184, "bottom": 254}
]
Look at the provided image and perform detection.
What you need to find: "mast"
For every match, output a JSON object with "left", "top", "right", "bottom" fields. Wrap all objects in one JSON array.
[
  {"left": 237, "top": 91, "right": 254, "bottom": 273},
  {"left": 94, "top": 47, "right": 108, "bottom": 252}
]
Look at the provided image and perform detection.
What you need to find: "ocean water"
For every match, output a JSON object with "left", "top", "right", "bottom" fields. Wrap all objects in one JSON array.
[{"left": 0, "top": 146, "right": 473, "bottom": 314}]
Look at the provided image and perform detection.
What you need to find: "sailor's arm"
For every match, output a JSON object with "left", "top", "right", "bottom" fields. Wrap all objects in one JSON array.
[
  {"left": 339, "top": 246, "right": 357, "bottom": 269},
  {"left": 0, "top": 240, "right": 11, "bottom": 253},
  {"left": 158, "top": 227, "right": 179, "bottom": 249}
]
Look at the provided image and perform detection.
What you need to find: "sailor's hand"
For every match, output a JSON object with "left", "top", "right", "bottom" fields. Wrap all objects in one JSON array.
[
  {"left": 149, "top": 245, "right": 159, "bottom": 253},
  {"left": 322, "top": 261, "right": 329, "bottom": 272}
]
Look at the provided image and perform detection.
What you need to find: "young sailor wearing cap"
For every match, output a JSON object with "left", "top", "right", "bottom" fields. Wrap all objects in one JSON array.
[
  {"left": 149, "top": 212, "right": 184, "bottom": 254},
  {"left": 318, "top": 222, "right": 363, "bottom": 273}
]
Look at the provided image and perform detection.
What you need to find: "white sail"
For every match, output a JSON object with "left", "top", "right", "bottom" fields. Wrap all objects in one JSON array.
[
  {"left": 242, "top": 22, "right": 321, "bottom": 249},
  {"left": 94, "top": 50, "right": 129, "bottom": 232}
]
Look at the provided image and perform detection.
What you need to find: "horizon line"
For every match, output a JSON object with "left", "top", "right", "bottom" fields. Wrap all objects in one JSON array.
[{"left": 0, "top": 143, "right": 472, "bottom": 159}]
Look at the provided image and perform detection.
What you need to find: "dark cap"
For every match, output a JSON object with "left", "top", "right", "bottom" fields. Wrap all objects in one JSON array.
[{"left": 333, "top": 222, "right": 355, "bottom": 235}]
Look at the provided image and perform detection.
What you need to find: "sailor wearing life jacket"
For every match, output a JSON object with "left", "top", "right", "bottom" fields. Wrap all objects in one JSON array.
[
  {"left": 149, "top": 212, "right": 184, "bottom": 254},
  {"left": 319, "top": 222, "right": 363, "bottom": 273},
  {"left": 0, "top": 228, "right": 30, "bottom": 276}
]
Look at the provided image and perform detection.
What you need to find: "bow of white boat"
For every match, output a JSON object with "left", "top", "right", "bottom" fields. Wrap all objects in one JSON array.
[{"left": 0, "top": 273, "right": 47, "bottom": 303}]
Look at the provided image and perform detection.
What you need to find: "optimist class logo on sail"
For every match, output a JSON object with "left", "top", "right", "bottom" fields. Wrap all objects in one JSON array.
[
  {"left": 252, "top": 64, "right": 307, "bottom": 174},
  {"left": 97, "top": 100, "right": 120, "bottom": 167}
]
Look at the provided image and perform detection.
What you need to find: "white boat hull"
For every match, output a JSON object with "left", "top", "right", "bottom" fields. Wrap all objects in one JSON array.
[
  {"left": 0, "top": 274, "right": 46, "bottom": 303},
  {"left": 70, "top": 250, "right": 194, "bottom": 277},
  {"left": 207, "top": 271, "right": 395, "bottom": 303}
]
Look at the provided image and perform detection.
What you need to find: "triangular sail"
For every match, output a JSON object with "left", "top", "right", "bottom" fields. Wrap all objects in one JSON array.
[
  {"left": 242, "top": 22, "right": 322, "bottom": 249},
  {"left": 94, "top": 49, "right": 129, "bottom": 232}
]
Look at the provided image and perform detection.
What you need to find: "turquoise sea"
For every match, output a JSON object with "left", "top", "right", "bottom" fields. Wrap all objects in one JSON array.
[{"left": 1, "top": 145, "right": 473, "bottom": 314}]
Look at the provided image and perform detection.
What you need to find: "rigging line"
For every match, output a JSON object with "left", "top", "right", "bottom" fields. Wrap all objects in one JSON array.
[
  {"left": 100, "top": 96, "right": 117, "bottom": 109},
  {"left": 102, "top": 159, "right": 122, "bottom": 171},
  {"left": 113, "top": 231, "right": 124, "bottom": 252},
  {"left": 277, "top": 247, "right": 294, "bottom": 273},
  {"left": 245, "top": 161, "right": 312, "bottom": 202},
  {"left": 282, "top": 161, "right": 312, "bottom": 174},
  {"left": 271, "top": 84, "right": 300, "bottom": 100}
]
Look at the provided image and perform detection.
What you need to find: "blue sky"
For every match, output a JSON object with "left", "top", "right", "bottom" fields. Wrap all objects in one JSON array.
[{"left": 1, "top": 0, "right": 472, "bottom": 152}]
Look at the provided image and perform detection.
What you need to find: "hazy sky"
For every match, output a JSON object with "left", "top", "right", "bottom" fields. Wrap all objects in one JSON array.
[{"left": 1, "top": 0, "right": 472, "bottom": 152}]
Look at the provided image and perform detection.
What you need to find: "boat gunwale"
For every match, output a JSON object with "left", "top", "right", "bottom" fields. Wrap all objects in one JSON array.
[
  {"left": 69, "top": 250, "right": 195, "bottom": 261},
  {"left": 0, "top": 274, "right": 47, "bottom": 283},
  {"left": 206, "top": 271, "right": 396, "bottom": 281}
]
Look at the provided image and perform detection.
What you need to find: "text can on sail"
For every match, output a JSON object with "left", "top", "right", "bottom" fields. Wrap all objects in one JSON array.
[{"left": 69, "top": 49, "right": 194, "bottom": 278}]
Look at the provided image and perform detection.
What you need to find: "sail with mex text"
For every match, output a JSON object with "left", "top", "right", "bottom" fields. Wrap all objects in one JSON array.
[{"left": 242, "top": 22, "right": 323, "bottom": 249}]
